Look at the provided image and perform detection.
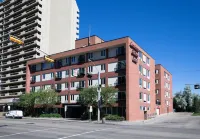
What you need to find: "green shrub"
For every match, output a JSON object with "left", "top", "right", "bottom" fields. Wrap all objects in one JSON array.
[
  {"left": 104, "top": 114, "right": 125, "bottom": 121},
  {"left": 39, "top": 113, "right": 62, "bottom": 118},
  {"left": 192, "top": 113, "right": 200, "bottom": 116}
]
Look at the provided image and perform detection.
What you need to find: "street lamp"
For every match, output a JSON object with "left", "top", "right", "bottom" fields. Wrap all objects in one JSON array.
[{"left": 88, "top": 59, "right": 101, "bottom": 122}]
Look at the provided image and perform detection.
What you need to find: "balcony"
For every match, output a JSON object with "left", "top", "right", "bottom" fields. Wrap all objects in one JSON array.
[
  {"left": 116, "top": 47, "right": 125, "bottom": 56},
  {"left": 87, "top": 73, "right": 92, "bottom": 78},
  {"left": 78, "top": 55, "right": 85, "bottom": 64},
  {"left": 76, "top": 68, "right": 85, "bottom": 78},
  {"left": 55, "top": 60, "right": 62, "bottom": 69},
  {"left": 130, "top": 42, "right": 139, "bottom": 52},
  {"left": 156, "top": 101, "right": 161, "bottom": 105},
  {"left": 131, "top": 50, "right": 138, "bottom": 58},
  {"left": 114, "top": 77, "right": 126, "bottom": 86},
  {"left": 56, "top": 84, "right": 62, "bottom": 92},
  {"left": 76, "top": 81, "right": 85, "bottom": 91},
  {"left": 54, "top": 72, "right": 62, "bottom": 80},
  {"left": 30, "top": 76, "right": 36, "bottom": 84},
  {"left": 114, "top": 62, "right": 126, "bottom": 72},
  {"left": 132, "top": 57, "right": 138, "bottom": 64}
]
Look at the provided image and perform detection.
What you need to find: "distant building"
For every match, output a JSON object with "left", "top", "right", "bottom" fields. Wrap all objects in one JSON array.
[
  {"left": 0, "top": 0, "right": 79, "bottom": 110},
  {"left": 25, "top": 35, "right": 172, "bottom": 121},
  {"left": 155, "top": 64, "right": 173, "bottom": 114}
]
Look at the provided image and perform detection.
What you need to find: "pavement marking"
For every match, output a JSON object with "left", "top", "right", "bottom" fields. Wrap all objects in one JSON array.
[
  {"left": 58, "top": 128, "right": 113, "bottom": 139},
  {"left": 0, "top": 127, "right": 57, "bottom": 138}
]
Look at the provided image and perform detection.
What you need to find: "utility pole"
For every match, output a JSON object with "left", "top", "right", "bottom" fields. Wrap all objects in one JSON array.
[
  {"left": 88, "top": 59, "right": 101, "bottom": 123},
  {"left": 97, "top": 71, "right": 101, "bottom": 122}
]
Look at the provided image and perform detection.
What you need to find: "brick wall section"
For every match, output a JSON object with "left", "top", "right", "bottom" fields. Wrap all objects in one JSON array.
[
  {"left": 155, "top": 64, "right": 173, "bottom": 114},
  {"left": 75, "top": 36, "right": 104, "bottom": 49},
  {"left": 126, "top": 38, "right": 156, "bottom": 121}
]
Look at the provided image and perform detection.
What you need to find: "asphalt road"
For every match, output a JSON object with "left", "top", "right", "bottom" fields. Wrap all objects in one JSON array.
[{"left": 0, "top": 113, "right": 200, "bottom": 139}]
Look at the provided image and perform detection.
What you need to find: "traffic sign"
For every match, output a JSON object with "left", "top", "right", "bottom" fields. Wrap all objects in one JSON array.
[{"left": 194, "top": 84, "right": 200, "bottom": 89}]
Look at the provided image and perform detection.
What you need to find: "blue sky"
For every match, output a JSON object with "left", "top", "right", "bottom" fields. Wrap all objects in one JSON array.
[{"left": 76, "top": 0, "right": 200, "bottom": 94}]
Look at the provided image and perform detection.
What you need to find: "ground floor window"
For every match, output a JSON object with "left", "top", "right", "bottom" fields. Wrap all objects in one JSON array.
[{"left": 101, "top": 107, "right": 126, "bottom": 118}]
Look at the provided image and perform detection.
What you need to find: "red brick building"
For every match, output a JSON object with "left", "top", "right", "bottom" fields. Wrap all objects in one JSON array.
[
  {"left": 25, "top": 35, "right": 172, "bottom": 121},
  {"left": 155, "top": 64, "right": 173, "bottom": 115}
]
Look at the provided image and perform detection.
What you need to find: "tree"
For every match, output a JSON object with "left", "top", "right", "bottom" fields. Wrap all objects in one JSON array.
[
  {"left": 17, "top": 89, "right": 58, "bottom": 116},
  {"left": 183, "top": 86, "right": 193, "bottom": 111},
  {"left": 192, "top": 94, "right": 200, "bottom": 113},
  {"left": 35, "top": 89, "right": 58, "bottom": 108},
  {"left": 78, "top": 86, "right": 117, "bottom": 107},
  {"left": 17, "top": 93, "right": 38, "bottom": 116},
  {"left": 173, "top": 91, "right": 187, "bottom": 112},
  {"left": 78, "top": 86, "right": 117, "bottom": 120},
  {"left": 101, "top": 86, "right": 118, "bottom": 107}
]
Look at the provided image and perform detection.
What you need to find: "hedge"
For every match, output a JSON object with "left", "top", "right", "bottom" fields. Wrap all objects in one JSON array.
[
  {"left": 39, "top": 113, "right": 62, "bottom": 118},
  {"left": 104, "top": 114, "right": 125, "bottom": 121}
]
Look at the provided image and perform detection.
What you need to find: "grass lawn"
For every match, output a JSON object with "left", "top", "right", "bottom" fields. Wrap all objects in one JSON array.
[{"left": 192, "top": 113, "right": 200, "bottom": 116}]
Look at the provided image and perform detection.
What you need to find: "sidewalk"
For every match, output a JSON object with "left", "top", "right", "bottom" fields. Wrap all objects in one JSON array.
[
  {"left": 22, "top": 117, "right": 147, "bottom": 125},
  {"left": 1, "top": 112, "right": 176, "bottom": 126}
]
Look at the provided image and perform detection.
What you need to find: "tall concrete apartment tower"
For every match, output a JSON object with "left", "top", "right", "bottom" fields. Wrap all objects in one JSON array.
[
  {"left": 0, "top": 0, "right": 79, "bottom": 108},
  {"left": 155, "top": 64, "right": 173, "bottom": 115}
]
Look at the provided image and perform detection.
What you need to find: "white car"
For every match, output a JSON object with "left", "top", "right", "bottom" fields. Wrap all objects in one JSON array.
[{"left": 5, "top": 110, "right": 23, "bottom": 119}]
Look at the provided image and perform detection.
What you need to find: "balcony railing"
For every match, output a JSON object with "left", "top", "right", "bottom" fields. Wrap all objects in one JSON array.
[{"left": 156, "top": 101, "right": 161, "bottom": 105}]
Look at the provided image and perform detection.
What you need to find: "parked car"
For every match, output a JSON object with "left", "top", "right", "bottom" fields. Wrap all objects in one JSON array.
[{"left": 5, "top": 110, "right": 23, "bottom": 119}]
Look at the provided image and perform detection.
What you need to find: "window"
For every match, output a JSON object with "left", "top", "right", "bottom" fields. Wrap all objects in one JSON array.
[
  {"left": 139, "top": 78, "right": 143, "bottom": 86},
  {"left": 50, "top": 62, "right": 54, "bottom": 68},
  {"left": 41, "top": 63, "right": 46, "bottom": 70},
  {"left": 147, "top": 82, "right": 150, "bottom": 89},
  {"left": 51, "top": 73, "right": 54, "bottom": 79},
  {"left": 143, "top": 80, "right": 147, "bottom": 89},
  {"left": 147, "top": 107, "right": 150, "bottom": 111},
  {"left": 166, "top": 100, "right": 169, "bottom": 105},
  {"left": 147, "top": 94, "right": 150, "bottom": 102},
  {"left": 101, "top": 78, "right": 106, "bottom": 85},
  {"left": 56, "top": 71, "right": 62, "bottom": 78},
  {"left": 147, "top": 70, "right": 150, "bottom": 78},
  {"left": 118, "top": 92, "right": 126, "bottom": 100},
  {"left": 140, "top": 106, "right": 143, "bottom": 111},
  {"left": 142, "top": 55, "right": 146, "bottom": 63},
  {"left": 101, "top": 64, "right": 105, "bottom": 70},
  {"left": 42, "top": 74, "right": 45, "bottom": 79},
  {"left": 139, "top": 51, "right": 142, "bottom": 59},
  {"left": 79, "top": 81, "right": 85, "bottom": 87},
  {"left": 31, "top": 65, "right": 36, "bottom": 72},
  {"left": 155, "top": 70, "right": 159, "bottom": 74},
  {"left": 66, "top": 70, "right": 69, "bottom": 77},
  {"left": 66, "top": 58, "right": 69, "bottom": 64},
  {"left": 88, "top": 53, "right": 93, "bottom": 59},
  {"left": 56, "top": 84, "right": 61, "bottom": 90},
  {"left": 116, "top": 46, "right": 124, "bottom": 55},
  {"left": 155, "top": 89, "right": 159, "bottom": 94},
  {"left": 65, "top": 83, "right": 68, "bottom": 89},
  {"left": 139, "top": 65, "right": 142, "bottom": 73},
  {"left": 71, "top": 95, "right": 74, "bottom": 100},
  {"left": 147, "top": 57, "right": 150, "bottom": 65},
  {"left": 71, "top": 82, "right": 75, "bottom": 87},
  {"left": 156, "top": 99, "right": 160, "bottom": 105},
  {"left": 89, "top": 80, "right": 93, "bottom": 86},
  {"left": 31, "top": 87, "right": 35, "bottom": 92},
  {"left": 139, "top": 92, "right": 143, "bottom": 99},
  {"left": 101, "top": 50, "right": 106, "bottom": 56},
  {"left": 155, "top": 79, "right": 159, "bottom": 84},
  {"left": 143, "top": 94, "right": 147, "bottom": 101},
  {"left": 71, "top": 56, "right": 76, "bottom": 63},
  {"left": 143, "top": 68, "right": 147, "bottom": 76},
  {"left": 88, "top": 66, "right": 93, "bottom": 72}
]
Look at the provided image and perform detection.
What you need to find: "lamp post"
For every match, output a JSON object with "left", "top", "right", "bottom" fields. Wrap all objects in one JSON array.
[{"left": 88, "top": 59, "right": 101, "bottom": 122}]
